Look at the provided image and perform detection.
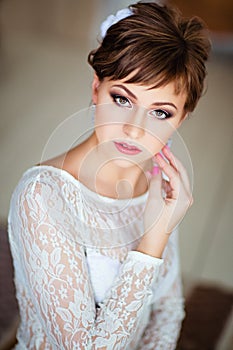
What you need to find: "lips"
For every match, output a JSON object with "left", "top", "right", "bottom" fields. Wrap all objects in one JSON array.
[{"left": 114, "top": 141, "right": 142, "bottom": 155}]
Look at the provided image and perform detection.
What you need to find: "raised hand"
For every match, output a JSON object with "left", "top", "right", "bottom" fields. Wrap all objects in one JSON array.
[{"left": 137, "top": 145, "right": 193, "bottom": 258}]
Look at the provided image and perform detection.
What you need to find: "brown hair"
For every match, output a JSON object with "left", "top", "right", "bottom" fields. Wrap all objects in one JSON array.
[{"left": 88, "top": 1, "right": 211, "bottom": 113}]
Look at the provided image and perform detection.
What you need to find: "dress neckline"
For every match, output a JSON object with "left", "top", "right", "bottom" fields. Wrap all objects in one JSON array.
[{"left": 25, "top": 165, "right": 149, "bottom": 205}]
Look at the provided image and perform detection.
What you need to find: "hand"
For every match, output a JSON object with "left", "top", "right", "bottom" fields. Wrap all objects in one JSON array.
[{"left": 137, "top": 145, "right": 193, "bottom": 257}]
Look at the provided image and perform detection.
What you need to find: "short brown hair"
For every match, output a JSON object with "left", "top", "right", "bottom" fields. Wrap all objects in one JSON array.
[{"left": 88, "top": 1, "right": 211, "bottom": 113}]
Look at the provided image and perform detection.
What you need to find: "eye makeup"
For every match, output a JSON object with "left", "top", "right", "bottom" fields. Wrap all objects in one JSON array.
[
  {"left": 147, "top": 109, "right": 173, "bottom": 120},
  {"left": 110, "top": 93, "right": 132, "bottom": 108}
]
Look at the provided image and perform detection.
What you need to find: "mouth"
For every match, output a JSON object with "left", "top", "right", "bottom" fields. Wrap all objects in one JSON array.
[{"left": 114, "top": 141, "right": 142, "bottom": 155}]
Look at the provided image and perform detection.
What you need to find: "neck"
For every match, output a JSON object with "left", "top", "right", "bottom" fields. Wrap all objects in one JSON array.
[{"left": 77, "top": 133, "right": 151, "bottom": 199}]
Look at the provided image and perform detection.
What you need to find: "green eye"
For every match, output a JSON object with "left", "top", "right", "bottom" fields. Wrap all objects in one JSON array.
[
  {"left": 148, "top": 109, "right": 172, "bottom": 119},
  {"left": 111, "top": 94, "right": 132, "bottom": 108}
]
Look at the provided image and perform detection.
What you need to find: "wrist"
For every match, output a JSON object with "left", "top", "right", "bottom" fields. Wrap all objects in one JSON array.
[{"left": 136, "top": 230, "right": 170, "bottom": 259}]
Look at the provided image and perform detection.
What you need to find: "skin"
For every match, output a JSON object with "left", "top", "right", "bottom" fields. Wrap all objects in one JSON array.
[
  {"left": 40, "top": 73, "right": 193, "bottom": 258},
  {"left": 91, "top": 74, "right": 193, "bottom": 257},
  {"left": 91, "top": 73, "right": 186, "bottom": 167}
]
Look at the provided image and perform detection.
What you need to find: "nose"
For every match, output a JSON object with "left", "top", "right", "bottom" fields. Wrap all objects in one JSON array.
[{"left": 123, "top": 107, "right": 145, "bottom": 139}]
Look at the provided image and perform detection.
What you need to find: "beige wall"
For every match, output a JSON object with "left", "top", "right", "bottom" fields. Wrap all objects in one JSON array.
[{"left": 0, "top": 0, "right": 232, "bottom": 292}]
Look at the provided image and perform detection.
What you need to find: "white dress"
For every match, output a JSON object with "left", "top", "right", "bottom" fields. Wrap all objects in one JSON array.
[{"left": 8, "top": 165, "right": 185, "bottom": 349}]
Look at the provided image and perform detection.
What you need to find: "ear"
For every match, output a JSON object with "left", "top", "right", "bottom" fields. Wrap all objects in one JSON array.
[{"left": 92, "top": 73, "right": 101, "bottom": 104}]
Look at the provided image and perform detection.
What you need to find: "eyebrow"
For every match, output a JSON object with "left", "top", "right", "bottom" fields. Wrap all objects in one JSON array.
[
  {"left": 112, "top": 84, "right": 137, "bottom": 100},
  {"left": 111, "top": 84, "right": 177, "bottom": 110},
  {"left": 151, "top": 102, "right": 177, "bottom": 110}
]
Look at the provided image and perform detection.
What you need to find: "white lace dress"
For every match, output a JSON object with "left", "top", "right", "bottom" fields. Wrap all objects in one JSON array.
[{"left": 8, "top": 165, "right": 185, "bottom": 349}]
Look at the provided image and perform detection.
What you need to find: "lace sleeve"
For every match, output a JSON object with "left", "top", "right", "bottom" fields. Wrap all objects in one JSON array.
[
  {"left": 11, "top": 173, "right": 164, "bottom": 349},
  {"left": 136, "top": 263, "right": 185, "bottom": 349}
]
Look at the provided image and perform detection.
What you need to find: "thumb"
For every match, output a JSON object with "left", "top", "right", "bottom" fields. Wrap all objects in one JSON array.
[{"left": 147, "top": 166, "right": 163, "bottom": 200}]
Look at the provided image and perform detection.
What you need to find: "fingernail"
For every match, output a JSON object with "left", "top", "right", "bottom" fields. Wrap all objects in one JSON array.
[{"left": 152, "top": 166, "right": 160, "bottom": 175}]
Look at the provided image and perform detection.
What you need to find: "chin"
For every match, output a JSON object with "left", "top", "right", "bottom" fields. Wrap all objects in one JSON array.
[
  {"left": 109, "top": 157, "right": 138, "bottom": 169},
  {"left": 111, "top": 156, "right": 149, "bottom": 170}
]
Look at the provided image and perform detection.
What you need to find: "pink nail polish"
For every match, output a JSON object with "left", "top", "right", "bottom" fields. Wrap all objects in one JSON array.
[{"left": 152, "top": 166, "right": 160, "bottom": 175}]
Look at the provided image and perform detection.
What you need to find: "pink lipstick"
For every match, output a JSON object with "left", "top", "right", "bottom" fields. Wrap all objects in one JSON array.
[{"left": 114, "top": 141, "right": 142, "bottom": 155}]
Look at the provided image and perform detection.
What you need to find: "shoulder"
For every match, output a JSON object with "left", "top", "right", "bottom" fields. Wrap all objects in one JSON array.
[
  {"left": 11, "top": 141, "right": 91, "bottom": 207},
  {"left": 37, "top": 133, "right": 94, "bottom": 175},
  {"left": 10, "top": 162, "right": 73, "bottom": 212},
  {"left": 36, "top": 148, "right": 76, "bottom": 178},
  {"left": 37, "top": 135, "right": 96, "bottom": 181},
  {"left": 9, "top": 164, "right": 78, "bottom": 226}
]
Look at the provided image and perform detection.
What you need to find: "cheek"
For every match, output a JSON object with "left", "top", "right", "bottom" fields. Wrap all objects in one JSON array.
[
  {"left": 95, "top": 106, "right": 123, "bottom": 139},
  {"left": 94, "top": 126, "right": 106, "bottom": 143},
  {"left": 95, "top": 104, "right": 115, "bottom": 127},
  {"left": 146, "top": 120, "right": 177, "bottom": 147},
  {"left": 95, "top": 124, "right": 120, "bottom": 143},
  {"left": 144, "top": 134, "right": 164, "bottom": 155}
]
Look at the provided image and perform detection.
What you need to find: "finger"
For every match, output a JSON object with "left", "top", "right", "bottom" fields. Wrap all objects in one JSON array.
[
  {"left": 155, "top": 153, "right": 190, "bottom": 202},
  {"left": 161, "top": 148, "right": 194, "bottom": 207},
  {"left": 147, "top": 166, "right": 163, "bottom": 201},
  {"left": 162, "top": 146, "right": 192, "bottom": 194},
  {"left": 154, "top": 153, "right": 179, "bottom": 186},
  {"left": 145, "top": 170, "right": 152, "bottom": 182}
]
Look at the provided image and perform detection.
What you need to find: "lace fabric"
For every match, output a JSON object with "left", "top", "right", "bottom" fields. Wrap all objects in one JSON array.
[{"left": 8, "top": 165, "right": 185, "bottom": 349}]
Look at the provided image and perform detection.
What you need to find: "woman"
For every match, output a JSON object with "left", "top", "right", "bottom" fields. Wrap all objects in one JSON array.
[{"left": 8, "top": 2, "right": 211, "bottom": 349}]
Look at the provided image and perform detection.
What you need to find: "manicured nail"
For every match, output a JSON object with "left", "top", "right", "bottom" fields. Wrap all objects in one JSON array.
[{"left": 152, "top": 166, "right": 160, "bottom": 175}]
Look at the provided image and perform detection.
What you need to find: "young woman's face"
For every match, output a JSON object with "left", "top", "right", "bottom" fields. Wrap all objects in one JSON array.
[{"left": 92, "top": 74, "right": 187, "bottom": 167}]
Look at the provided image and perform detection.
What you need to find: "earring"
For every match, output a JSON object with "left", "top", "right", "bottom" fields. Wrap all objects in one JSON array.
[{"left": 90, "top": 103, "right": 96, "bottom": 124}]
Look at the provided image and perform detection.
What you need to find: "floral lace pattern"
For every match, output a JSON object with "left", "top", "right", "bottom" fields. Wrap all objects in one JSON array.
[{"left": 8, "top": 166, "right": 185, "bottom": 349}]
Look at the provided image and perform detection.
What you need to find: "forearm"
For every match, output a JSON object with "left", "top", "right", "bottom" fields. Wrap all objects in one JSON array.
[
  {"left": 89, "top": 251, "right": 163, "bottom": 349},
  {"left": 136, "top": 229, "right": 170, "bottom": 259}
]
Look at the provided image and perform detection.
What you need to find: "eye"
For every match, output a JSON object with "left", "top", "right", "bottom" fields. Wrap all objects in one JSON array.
[
  {"left": 111, "top": 94, "right": 132, "bottom": 108},
  {"left": 148, "top": 109, "right": 172, "bottom": 120}
]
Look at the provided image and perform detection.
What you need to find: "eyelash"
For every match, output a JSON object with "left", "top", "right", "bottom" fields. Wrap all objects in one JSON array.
[
  {"left": 110, "top": 93, "right": 173, "bottom": 120},
  {"left": 111, "top": 94, "right": 132, "bottom": 109},
  {"left": 148, "top": 109, "right": 172, "bottom": 119}
]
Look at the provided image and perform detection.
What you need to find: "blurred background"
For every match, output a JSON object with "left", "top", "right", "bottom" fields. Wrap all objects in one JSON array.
[{"left": 0, "top": 0, "right": 232, "bottom": 349}]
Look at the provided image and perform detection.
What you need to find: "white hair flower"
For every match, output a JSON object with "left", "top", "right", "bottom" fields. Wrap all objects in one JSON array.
[{"left": 100, "top": 8, "right": 133, "bottom": 39}]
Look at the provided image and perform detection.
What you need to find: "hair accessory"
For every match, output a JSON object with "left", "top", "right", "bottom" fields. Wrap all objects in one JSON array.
[{"left": 100, "top": 8, "right": 133, "bottom": 39}]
